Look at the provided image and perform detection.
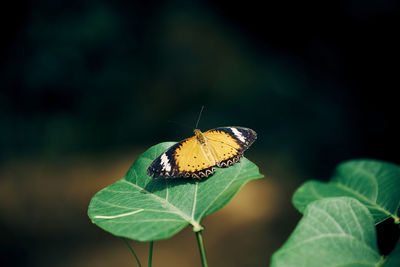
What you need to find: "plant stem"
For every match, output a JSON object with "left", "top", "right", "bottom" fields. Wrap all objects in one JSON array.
[
  {"left": 122, "top": 238, "right": 142, "bottom": 267},
  {"left": 195, "top": 230, "right": 209, "bottom": 267},
  {"left": 148, "top": 241, "right": 153, "bottom": 267}
]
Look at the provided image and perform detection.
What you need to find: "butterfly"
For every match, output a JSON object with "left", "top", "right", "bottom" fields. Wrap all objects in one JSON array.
[{"left": 147, "top": 127, "right": 257, "bottom": 179}]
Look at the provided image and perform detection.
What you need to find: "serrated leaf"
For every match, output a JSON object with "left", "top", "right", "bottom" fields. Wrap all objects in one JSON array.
[
  {"left": 271, "top": 197, "right": 383, "bottom": 267},
  {"left": 293, "top": 159, "right": 400, "bottom": 224},
  {"left": 88, "top": 142, "right": 263, "bottom": 241}
]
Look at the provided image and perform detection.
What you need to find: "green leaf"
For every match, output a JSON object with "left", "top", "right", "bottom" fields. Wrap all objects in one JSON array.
[
  {"left": 293, "top": 159, "right": 400, "bottom": 224},
  {"left": 271, "top": 197, "right": 383, "bottom": 267},
  {"left": 88, "top": 142, "right": 263, "bottom": 241},
  {"left": 383, "top": 240, "right": 400, "bottom": 267}
]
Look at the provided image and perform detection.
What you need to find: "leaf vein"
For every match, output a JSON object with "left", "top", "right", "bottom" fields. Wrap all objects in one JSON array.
[
  {"left": 120, "top": 179, "right": 201, "bottom": 229},
  {"left": 197, "top": 161, "right": 244, "bottom": 220},
  {"left": 334, "top": 183, "right": 393, "bottom": 220}
]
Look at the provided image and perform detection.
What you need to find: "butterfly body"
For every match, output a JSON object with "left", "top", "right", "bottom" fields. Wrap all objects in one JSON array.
[{"left": 147, "top": 127, "right": 256, "bottom": 179}]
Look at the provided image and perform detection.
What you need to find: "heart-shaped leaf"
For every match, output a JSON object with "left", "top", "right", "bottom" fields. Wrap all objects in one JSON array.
[
  {"left": 88, "top": 142, "right": 263, "bottom": 241},
  {"left": 293, "top": 159, "right": 400, "bottom": 224},
  {"left": 271, "top": 197, "right": 383, "bottom": 267}
]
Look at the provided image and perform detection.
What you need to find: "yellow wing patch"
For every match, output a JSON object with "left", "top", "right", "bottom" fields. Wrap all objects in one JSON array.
[
  {"left": 174, "top": 137, "right": 216, "bottom": 173},
  {"left": 203, "top": 130, "right": 241, "bottom": 163}
]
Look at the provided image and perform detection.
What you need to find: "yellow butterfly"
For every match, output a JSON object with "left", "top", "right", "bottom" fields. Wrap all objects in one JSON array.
[{"left": 147, "top": 127, "right": 257, "bottom": 179}]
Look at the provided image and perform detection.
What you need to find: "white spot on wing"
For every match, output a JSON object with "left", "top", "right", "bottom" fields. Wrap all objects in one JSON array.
[
  {"left": 230, "top": 128, "right": 246, "bottom": 143},
  {"left": 160, "top": 153, "right": 172, "bottom": 172}
]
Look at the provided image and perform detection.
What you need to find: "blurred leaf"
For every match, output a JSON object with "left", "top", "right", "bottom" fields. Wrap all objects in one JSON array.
[
  {"left": 271, "top": 197, "right": 382, "bottom": 267},
  {"left": 293, "top": 159, "right": 400, "bottom": 224},
  {"left": 383, "top": 240, "right": 400, "bottom": 267},
  {"left": 88, "top": 142, "right": 263, "bottom": 241}
]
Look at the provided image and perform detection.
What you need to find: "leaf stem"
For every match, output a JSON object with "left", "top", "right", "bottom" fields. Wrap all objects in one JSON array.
[
  {"left": 195, "top": 230, "right": 209, "bottom": 267},
  {"left": 393, "top": 215, "right": 399, "bottom": 224},
  {"left": 148, "top": 241, "right": 153, "bottom": 267},
  {"left": 122, "top": 238, "right": 142, "bottom": 267}
]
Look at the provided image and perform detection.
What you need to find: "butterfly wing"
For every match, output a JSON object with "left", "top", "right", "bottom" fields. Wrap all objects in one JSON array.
[
  {"left": 203, "top": 127, "right": 257, "bottom": 167},
  {"left": 147, "top": 127, "right": 256, "bottom": 179},
  {"left": 147, "top": 142, "right": 182, "bottom": 178},
  {"left": 147, "top": 136, "right": 217, "bottom": 179}
]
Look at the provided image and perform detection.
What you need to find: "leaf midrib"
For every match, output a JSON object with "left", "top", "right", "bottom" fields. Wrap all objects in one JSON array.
[
  {"left": 351, "top": 162, "right": 380, "bottom": 199},
  {"left": 334, "top": 182, "right": 394, "bottom": 221},
  {"left": 196, "top": 161, "right": 245, "bottom": 220},
  {"left": 120, "top": 179, "right": 201, "bottom": 229}
]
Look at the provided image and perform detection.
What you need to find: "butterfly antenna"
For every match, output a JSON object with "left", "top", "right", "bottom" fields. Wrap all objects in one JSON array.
[{"left": 194, "top": 105, "right": 204, "bottom": 129}]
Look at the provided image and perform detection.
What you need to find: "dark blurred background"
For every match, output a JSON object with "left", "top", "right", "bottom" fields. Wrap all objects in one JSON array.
[{"left": 1, "top": 0, "right": 399, "bottom": 266}]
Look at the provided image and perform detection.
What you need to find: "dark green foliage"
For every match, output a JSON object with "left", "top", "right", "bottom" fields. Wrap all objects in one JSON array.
[{"left": 272, "top": 159, "right": 400, "bottom": 267}]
